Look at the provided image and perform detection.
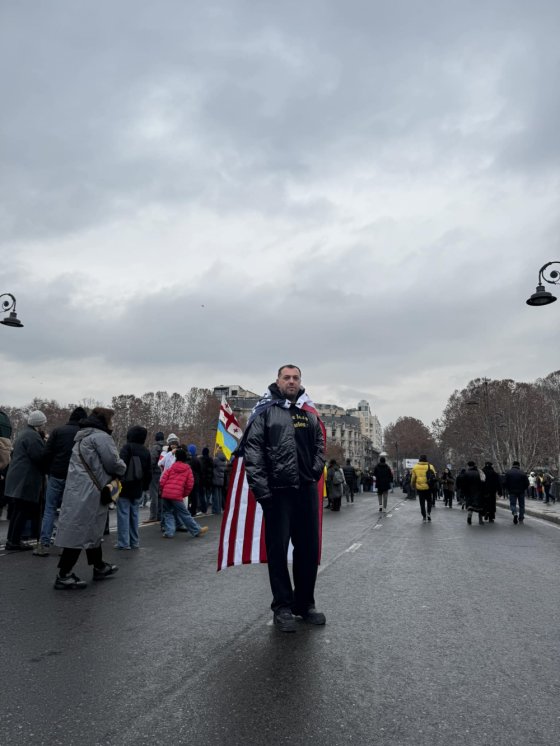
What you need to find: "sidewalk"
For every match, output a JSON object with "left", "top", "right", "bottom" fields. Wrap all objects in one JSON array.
[{"left": 497, "top": 497, "right": 560, "bottom": 525}]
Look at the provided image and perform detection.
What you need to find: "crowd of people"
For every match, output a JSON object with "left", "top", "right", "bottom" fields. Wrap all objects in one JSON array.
[{"left": 0, "top": 406, "right": 230, "bottom": 589}]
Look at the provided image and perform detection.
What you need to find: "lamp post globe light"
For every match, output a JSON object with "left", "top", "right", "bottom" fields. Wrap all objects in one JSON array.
[
  {"left": 526, "top": 262, "right": 560, "bottom": 306},
  {"left": 0, "top": 293, "right": 24, "bottom": 328}
]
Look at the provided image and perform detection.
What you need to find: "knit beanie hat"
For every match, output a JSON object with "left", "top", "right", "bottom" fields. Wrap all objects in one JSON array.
[
  {"left": 202, "top": 447, "right": 210, "bottom": 457},
  {"left": 188, "top": 444, "right": 197, "bottom": 456},
  {"left": 155, "top": 431, "right": 165, "bottom": 442},
  {"left": 28, "top": 410, "right": 47, "bottom": 427},
  {"left": 167, "top": 433, "right": 179, "bottom": 445}
]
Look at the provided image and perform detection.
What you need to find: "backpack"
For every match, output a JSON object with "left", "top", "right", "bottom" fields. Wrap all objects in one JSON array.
[
  {"left": 333, "top": 468, "right": 344, "bottom": 486},
  {"left": 425, "top": 465, "right": 437, "bottom": 489},
  {"left": 122, "top": 452, "right": 144, "bottom": 483}
]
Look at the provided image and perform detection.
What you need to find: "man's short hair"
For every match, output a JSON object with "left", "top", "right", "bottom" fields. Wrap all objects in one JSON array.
[
  {"left": 512, "top": 460, "right": 520, "bottom": 467},
  {"left": 277, "top": 364, "right": 302, "bottom": 378},
  {"left": 419, "top": 454, "right": 427, "bottom": 461}
]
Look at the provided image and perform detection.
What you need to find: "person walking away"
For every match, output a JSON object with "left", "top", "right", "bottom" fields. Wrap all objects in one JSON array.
[
  {"left": 33, "top": 407, "right": 88, "bottom": 556},
  {"left": 326, "top": 459, "right": 344, "bottom": 511},
  {"left": 481, "top": 461, "right": 502, "bottom": 522},
  {"left": 143, "top": 431, "right": 165, "bottom": 524},
  {"left": 199, "top": 447, "right": 214, "bottom": 514},
  {"left": 159, "top": 448, "right": 208, "bottom": 538},
  {"left": 342, "top": 459, "right": 358, "bottom": 503},
  {"left": 0, "top": 410, "right": 13, "bottom": 521},
  {"left": 543, "top": 471, "right": 554, "bottom": 504},
  {"left": 528, "top": 472, "right": 537, "bottom": 500},
  {"left": 5, "top": 411, "right": 47, "bottom": 551},
  {"left": 411, "top": 455, "right": 437, "bottom": 522},
  {"left": 243, "top": 364, "right": 326, "bottom": 633},
  {"left": 186, "top": 444, "right": 202, "bottom": 516},
  {"left": 504, "top": 461, "right": 530, "bottom": 525},
  {"left": 456, "top": 461, "right": 485, "bottom": 525},
  {"left": 116, "top": 426, "right": 152, "bottom": 549},
  {"left": 212, "top": 446, "right": 227, "bottom": 515},
  {"left": 373, "top": 456, "right": 393, "bottom": 513},
  {"left": 441, "top": 468, "right": 455, "bottom": 508},
  {"left": 54, "top": 407, "right": 126, "bottom": 589}
]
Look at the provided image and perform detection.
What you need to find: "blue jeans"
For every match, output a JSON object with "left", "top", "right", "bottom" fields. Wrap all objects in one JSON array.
[
  {"left": 116, "top": 498, "right": 140, "bottom": 548},
  {"left": 162, "top": 498, "right": 201, "bottom": 537},
  {"left": 211, "top": 486, "right": 223, "bottom": 515},
  {"left": 509, "top": 493, "right": 525, "bottom": 521},
  {"left": 40, "top": 476, "right": 66, "bottom": 546}
]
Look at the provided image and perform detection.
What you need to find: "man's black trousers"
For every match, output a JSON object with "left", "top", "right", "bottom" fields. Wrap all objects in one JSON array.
[{"left": 260, "top": 483, "right": 319, "bottom": 614}]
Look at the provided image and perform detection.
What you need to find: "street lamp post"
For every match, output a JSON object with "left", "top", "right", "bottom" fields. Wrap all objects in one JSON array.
[
  {"left": 1, "top": 293, "right": 24, "bottom": 327},
  {"left": 526, "top": 262, "right": 560, "bottom": 306}
]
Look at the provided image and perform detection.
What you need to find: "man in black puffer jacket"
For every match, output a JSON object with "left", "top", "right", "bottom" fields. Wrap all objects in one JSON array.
[
  {"left": 243, "top": 364, "right": 326, "bottom": 633},
  {"left": 34, "top": 407, "right": 88, "bottom": 556},
  {"left": 116, "top": 426, "right": 152, "bottom": 549}
]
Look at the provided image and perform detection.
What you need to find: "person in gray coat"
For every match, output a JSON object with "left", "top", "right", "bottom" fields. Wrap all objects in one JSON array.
[
  {"left": 5, "top": 410, "right": 47, "bottom": 551},
  {"left": 54, "top": 407, "right": 126, "bottom": 589},
  {"left": 212, "top": 446, "right": 227, "bottom": 515}
]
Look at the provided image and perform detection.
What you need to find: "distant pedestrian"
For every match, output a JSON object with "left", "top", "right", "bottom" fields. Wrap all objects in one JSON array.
[
  {"left": 199, "top": 446, "right": 214, "bottom": 514},
  {"left": 186, "top": 444, "right": 202, "bottom": 516},
  {"left": 342, "top": 459, "right": 358, "bottom": 503},
  {"left": 411, "top": 455, "right": 436, "bottom": 522},
  {"left": 326, "top": 459, "right": 344, "bottom": 511},
  {"left": 481, "top": 461, "right": 502, "bottom": 522},
  {"left": 159, "top": 448, "right": 208, "bottom": 539},
  {"left": 143, "top": 431, "right": 165, "bottom": 525},
  {"left": 5, "top": 410, "right": 47, "bottom": 551},
  {"left": 441, "top": 469, "right": 455, "bottom": 508},
  {"left": 54, "top": 407, "right": 126, "bottom": 589},
  {"left": 373, "top": 457, "right": 393, "bottom": 513},
  {"left": 456, "top": 461, "right": 485, "bottom": 525},
  {"left": 33, "top": 406, "right": 87, "bottom": 556},
  {"left": 212, "top": 446, "right": 227, "bottom": 515},
  {"left": 504, "top": 461, "right": 530, "bottom": 525},
  {"left": 116, "top": 426, "right": 152, "bottom": 549}
]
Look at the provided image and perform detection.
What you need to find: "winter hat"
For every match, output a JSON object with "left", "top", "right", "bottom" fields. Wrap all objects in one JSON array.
[
  {"left": 28, "top": 410, "right": 47, "bottom": 427},
  {"left": 188, "top": 444, "right": 197, "bottom": 457},
  {"left": 167, "top": 433, "right": 179, "bottom": 445},
  {"left": 202, "top": 447, "right": 210, "bottom": 457},
  {"left": 155, "top": 431, "right": 165, "bottom": 442},
  {"left": 379, "top": 456, "right": 386, "bottom": 464}
]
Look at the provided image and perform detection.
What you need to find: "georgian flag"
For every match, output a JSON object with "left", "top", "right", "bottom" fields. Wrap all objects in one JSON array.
[{"left": 217, "top": 391, "right": 325, "bottom": 571}]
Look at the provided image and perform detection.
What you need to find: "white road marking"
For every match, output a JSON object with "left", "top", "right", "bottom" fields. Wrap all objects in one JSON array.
[{"left": 345, "top": 542, "right": 362, "bottom": 553}]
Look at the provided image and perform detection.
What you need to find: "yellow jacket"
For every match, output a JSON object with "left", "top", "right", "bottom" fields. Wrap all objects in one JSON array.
[{"left": 411, "top": 461, "right": 436, "bottom": 491}]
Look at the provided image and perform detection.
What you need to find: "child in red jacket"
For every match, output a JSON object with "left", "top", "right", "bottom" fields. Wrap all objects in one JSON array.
[{"left": 159, "top": 448, "right": 208, "bottom": 538}]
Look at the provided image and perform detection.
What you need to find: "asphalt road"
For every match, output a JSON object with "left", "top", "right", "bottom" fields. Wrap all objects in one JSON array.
[{"left": 1, "top": 494, "right": 559, "bottom": 746}]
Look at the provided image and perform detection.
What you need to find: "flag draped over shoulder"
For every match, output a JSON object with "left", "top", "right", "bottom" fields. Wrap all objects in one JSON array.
[
  {"left": 217, "top": 390, "right": 326, "bottom": 571},
  {"left": 215, "top": 398, "right": 243, "bottom": 460}
]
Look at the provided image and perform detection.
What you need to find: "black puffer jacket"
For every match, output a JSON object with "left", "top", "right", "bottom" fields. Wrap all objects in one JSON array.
[
  {"left": 119, "top": 426, "right": 152, "bottom": 501},
  {"left": 373, "top": 462, "right": 393, "bottom": 493},
  {"left": 43, "top": 408, "right": 86, "bottom": 479},
  {"left": 243, "top": 386, "right": 325, "bottom": 501}
]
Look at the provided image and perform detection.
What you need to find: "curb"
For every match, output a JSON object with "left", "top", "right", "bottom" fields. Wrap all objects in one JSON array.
[{"left": 496, "top": 499, "right": 560, "bottom": 526}]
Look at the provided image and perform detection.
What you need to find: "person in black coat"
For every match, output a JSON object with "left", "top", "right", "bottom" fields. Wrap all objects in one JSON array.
[
  {"left": 373, "top": 457, "right": 393, "bottom": 513},
  {"left": 116, "top": 426, "right": 152, "bottom": 549},
  {"left": 456, "top": 461, "right": 485, "bottom": 525},
  {"left": 199, "top": 446, "right": 214, "bottom": 514},
  {"left": 482, "top": 461, "right": 502, "bottom": 522},
  {"left": 33, "top": 407, "right": 88, "bottom": 556},
  {"left": 504, "top": 461, "right": 530, "bottom": 524}
]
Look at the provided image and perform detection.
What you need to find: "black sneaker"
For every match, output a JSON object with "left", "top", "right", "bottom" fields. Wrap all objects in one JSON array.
[
  {"left": 467, "top": 513, "right": 472, "bottom": 525},
  {"left": 513, "top": 514, "right": 518, "bottom": 525},
  {"left": 273, "top": 608, "right": 296, "bottom": 633},
  {"left": 5, "top": 541, "right": 33, "bottom": 551},
  {"left": 296, "top": 607, "right": 326, "bottom": 626},
  {"left": 427, "top": 515, "right": 431, "bottom": 522},
  {"left": 54, "top": 573, "right": 87, "bottom": 590},
  {"left": 93, "top": 562, "right": 119, "bottom": 581}
]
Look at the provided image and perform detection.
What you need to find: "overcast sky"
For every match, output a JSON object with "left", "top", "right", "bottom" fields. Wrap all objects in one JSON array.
[{"left": 1, "top": 0, "right": 559, "bottom": 430}]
